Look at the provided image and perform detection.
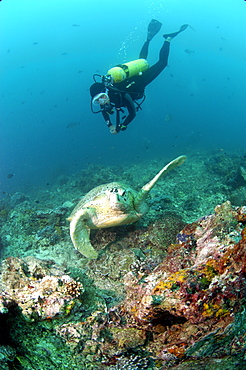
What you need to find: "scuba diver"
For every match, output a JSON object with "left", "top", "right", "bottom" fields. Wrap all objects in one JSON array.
[{"left": 90, "top": 19, "right": 188, "bottom": 134}]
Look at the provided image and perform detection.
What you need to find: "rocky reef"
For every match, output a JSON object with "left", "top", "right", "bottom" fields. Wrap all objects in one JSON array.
[
  {"left": 0, "top": 257, "right": 84, "bottom": 321},
  {"left": 0, "top": 203, "right": 245, "bottom": 369},
  {"left": 0, "top": 152, "right": 246, "bottom": 369}
]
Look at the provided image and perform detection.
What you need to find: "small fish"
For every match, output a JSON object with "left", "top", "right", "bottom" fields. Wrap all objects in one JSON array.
[
  {"left": 32, "top": 42, "right": 39, "bottom": 45},
  {"left": 7, "top": 173, "right": 15, "bottom": 179},
  {"left": 66, "top": 122, "right": 81, "bottom": 129},
  {"left": 184, "top": 49, "right": 194, "bottom": 55},
  {"left": 72, "top": 24, "right": 80, "bottom": 27}
]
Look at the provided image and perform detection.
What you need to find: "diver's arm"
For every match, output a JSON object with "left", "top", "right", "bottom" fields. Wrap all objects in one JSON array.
[
  {"left": 120, "top": 93, "right": 136, "bottom": 129},
  {"left": 102, "top": 109, "right": 112, "bottom": 128}
]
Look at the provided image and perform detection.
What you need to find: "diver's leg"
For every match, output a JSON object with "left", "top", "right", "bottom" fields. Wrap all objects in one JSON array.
[
  {"left": 141, "top": 24, "right": 188, "bottom": 87},
  {"left": 159, "top": 39, "right": 170, "bottom": 64},
  {"left": 141, "top": 40, "right": 170, "bottom": 86},
  {"left": 139, "top": 40, "right": 150, "bottom": 59},
  {"left": 139, "top": 20, "right": 162, "bottom": 59}
]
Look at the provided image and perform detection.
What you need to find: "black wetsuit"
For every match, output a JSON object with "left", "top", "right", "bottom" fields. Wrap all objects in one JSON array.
[{"left": 102, "top": 39, "right": 170, "bottom": 132}]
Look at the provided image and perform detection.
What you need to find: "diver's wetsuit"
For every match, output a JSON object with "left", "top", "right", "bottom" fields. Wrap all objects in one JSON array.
[{"left": 102, "top": 40, "right": 170, "bottom": 132}]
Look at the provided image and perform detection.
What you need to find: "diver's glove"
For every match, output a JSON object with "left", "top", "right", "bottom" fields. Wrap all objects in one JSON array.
[{"left": 109, "top": 125, "right": 118, "bottom": 134}]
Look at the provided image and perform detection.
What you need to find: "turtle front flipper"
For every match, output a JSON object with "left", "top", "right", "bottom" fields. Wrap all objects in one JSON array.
[
  {"left": 142, "top": 155, "right": 187, "bottom": 193},
  {"left": 68, "top": 208, "right": 98, "bottom": 259},
  {"left": 135, "top": 155, "right": 187, "bottom": 208}
]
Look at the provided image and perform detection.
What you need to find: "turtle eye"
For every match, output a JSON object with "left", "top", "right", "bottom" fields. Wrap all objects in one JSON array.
[{"left": 110, "top": 187, "right": 118, "bottom": 193}]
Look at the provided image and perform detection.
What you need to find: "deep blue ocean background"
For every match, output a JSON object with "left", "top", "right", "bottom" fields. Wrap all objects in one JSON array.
[{"left": 0, "top": 0, "right": 245, "bottom": 195}]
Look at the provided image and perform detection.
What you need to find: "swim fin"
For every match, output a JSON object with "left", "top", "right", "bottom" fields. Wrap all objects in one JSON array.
[
  {"left": 147, "top": 19, "right": 162, "bottom": 41},
  {"left": 163, "top": 24, "right": 189, "bottom": 40}
]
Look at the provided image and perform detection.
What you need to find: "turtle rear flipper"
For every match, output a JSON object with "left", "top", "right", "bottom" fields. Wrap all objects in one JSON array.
[{"left": 69, "top": 209, "right": 98, "bottom": 259}]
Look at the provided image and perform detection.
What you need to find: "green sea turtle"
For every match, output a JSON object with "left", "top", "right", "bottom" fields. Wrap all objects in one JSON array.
[{"left": 68, "top": 155, "right": 186, "bottom": 259}]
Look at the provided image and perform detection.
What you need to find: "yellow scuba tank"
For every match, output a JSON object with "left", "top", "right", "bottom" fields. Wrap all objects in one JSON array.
[{"left": 107, "top": 59, "right": 149, "bottom": 83}]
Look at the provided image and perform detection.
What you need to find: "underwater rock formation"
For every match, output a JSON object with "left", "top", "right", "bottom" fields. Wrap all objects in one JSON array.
[
  {"left": 0, "top": 256, "right": 83, "bottom": 321},
  {"left": 0, "top": 201, "right": 245, "bottom": 369},
  {"left": 113, "top": 201, "right": 246, "bottom": 366}
]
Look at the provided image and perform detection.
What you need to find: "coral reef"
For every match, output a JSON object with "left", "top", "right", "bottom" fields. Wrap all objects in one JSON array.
[
  {"left": 94, "top": 202, "right": 246, "bottom": 369},
  {"left": 125, "top": 203, "right": 245, "bottom": 315},
  {"left": 0, "top": 257, "right": 84, "bottom": 321},
  {"left": 0, "top": 152, "right": 246, "bottom": 369},
  {"left": 0, "top": 202, "right": 245, "bottom": 369}
]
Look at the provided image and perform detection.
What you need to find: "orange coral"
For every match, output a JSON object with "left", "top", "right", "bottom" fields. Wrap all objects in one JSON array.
[
  {"left": 168, "top": 344, "right": 186, "bottom": 358},
  {"left": 153, "top": 270, "right": 187, "bottom": 293}
]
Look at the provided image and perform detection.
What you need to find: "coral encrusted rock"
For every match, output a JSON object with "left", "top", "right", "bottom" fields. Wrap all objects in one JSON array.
[
  {"left": 0, "top": 256, "right": 84, "bottom": 321},
  {"left": 119, "top": 202, "right": 246, "bottom": 364}
]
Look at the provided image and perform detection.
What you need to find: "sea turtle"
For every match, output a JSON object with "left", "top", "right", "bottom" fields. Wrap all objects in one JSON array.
[{"left": 67, "top": 155, "right": 186, "bottom": 259}]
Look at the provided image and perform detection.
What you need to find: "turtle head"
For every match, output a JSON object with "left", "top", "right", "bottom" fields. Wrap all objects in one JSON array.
[
  {"left": 106, "top": 187, "right": 130, "bottom": 211},
  {"left": 104, "top": 186, "right": 142, "bottom": 223}
]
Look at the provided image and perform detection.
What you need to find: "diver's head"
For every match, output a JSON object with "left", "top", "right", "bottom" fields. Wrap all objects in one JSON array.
[
  {"left": 92, "top": 92, "right": 110, "bottom": 106},
  {"left": 90, "top": 82, "right": 105, "bottom": 98},
  {"left": 90, "top": 82, "right": 110, "bottom": 106}
]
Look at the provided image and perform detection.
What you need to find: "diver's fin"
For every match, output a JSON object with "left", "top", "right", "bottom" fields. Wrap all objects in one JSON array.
[
  {"left": 147, "top": 19, "right": 162, "bottom": 41},
  {"left": 163, "top": 24, "right": 188, "bottom": 40}
]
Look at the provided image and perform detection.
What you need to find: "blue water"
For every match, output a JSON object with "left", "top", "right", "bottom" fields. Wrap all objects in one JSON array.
[{"left": 0, "top": 0, "right": 245, "bottom": 194}]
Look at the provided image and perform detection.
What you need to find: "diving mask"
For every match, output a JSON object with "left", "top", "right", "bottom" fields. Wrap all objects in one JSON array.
[{"left": 92, "top": 92, "right": 110, "bottom": 106}]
